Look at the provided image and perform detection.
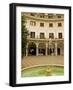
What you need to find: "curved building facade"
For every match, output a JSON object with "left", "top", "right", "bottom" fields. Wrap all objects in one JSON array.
[{"left": 22, "top": 13, "right": 64, "bottom": 56}]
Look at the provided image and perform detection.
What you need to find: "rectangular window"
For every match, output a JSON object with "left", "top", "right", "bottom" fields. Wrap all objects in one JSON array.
[
  {"left": 49, "top": 23, "right": 53, "bottom": 27},
  {"left": 30, "top": 21, "right": 36, "bottom": 26},
  {"left": 30, "top": 32, "right": 35, "bottom": 38},
  {"left": 30, "top": 13, "right": 35, "bottom": 16},
  {"left": 58, "top": 23, "right": 62, "bottom": 27},
  {"left": 48, "top": 14, "right": 53, "bottom": 18},
  {"left": 40, "top": 23, "right": 44, "bottom": 27},
  {"left": 40, "top": 13, "right": 44, "bottom": 18},
  {"left": 40, "top": 33, "right": 45, "bottom": 39},
  {"left": 57, "top": 15, "right": 61, "bottom": 18},
  {"left": 49, "top": 33, "right": 54, "bottom": 39},
  {"left": 58, "top": 33, "right": 62, "bottom": 39}
]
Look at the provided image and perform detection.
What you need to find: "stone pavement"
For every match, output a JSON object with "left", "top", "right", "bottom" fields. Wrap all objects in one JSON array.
[{"left": 21, "top": 56, "right": 64, "bottom": 68}]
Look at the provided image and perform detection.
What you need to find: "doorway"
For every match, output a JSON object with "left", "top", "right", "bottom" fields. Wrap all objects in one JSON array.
[
  {"left": 57, "top": 48, "right": 60, "bottom": 55},
  {"left": 28, "top": 42, "right": 36, "bottom": 56}
]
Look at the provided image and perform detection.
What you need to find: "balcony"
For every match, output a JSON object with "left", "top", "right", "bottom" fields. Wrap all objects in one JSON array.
[
  {"left": 23, "top": 14, "right": 64, "bottom": 21},
  {"left": 27, "top": 37, "right": 64, "bottom": 42}
]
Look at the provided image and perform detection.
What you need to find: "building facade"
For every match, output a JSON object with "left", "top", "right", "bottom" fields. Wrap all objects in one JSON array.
[{"left": 22, "top": 13, "right": 64, "bottom": 56}]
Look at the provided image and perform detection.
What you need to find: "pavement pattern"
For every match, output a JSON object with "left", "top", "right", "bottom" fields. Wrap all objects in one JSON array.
[{"left": 21, "top": 56, "right": 64, "bottom": 68}]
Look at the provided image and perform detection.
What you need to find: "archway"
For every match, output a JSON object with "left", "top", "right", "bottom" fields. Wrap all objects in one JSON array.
[
  {"left": 28, "top": 42, "right": 36, "bottom": 56},
  {"left": 38, "top": 43, "right": 46, "bottom": 55},
  {"left": 48, "top": 42, "right": 55, "bottom": 55},
  {"left": 57, "top": 48, "right": 60, "bottom": 55},
  {"left": 57, "top": 42, "right": 64, "bottom": 55}
]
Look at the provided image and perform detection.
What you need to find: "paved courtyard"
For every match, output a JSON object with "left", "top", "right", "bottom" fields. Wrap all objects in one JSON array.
[{"left": 21, "top": 56, "right": 64, "bottom": 68}]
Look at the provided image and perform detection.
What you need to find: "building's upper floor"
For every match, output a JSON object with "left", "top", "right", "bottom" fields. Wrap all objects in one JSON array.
[
  {"left": 21, "top": 13, "right": 64, "bottom": 39},
  {"left": 22, "top": 13, "right": 64, "bottom": 21},
  {"left": 22, "top": 13, "right": 64, "bottom": 31}
]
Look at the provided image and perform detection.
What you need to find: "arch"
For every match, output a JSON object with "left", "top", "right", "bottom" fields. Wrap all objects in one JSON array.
[
  {"left": 38, "top": 43, "right": 46, "bottom": 55},
  {"left": 48, "top": 42, "right": 55, "bottom": 55},
  {"left": 57, "top": 42, "right": 64, "bottom": 55},
  {"left": 38, "top": 43, "right": 46, "bottom": 49},
  {"left": 28, "top": 42, "right": 36, "bottom": 56},
  {"left": 57, "top": 42, "right": 64, "bottom": 48}
]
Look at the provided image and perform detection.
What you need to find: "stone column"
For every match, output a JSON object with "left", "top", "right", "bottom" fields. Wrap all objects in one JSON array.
[
  {"left": 61, "top": 47, "right": 63, "bottom": 56},
  {"left": 26, "top": 43, "right": 28, "bottom": 56},
  {"left": 36, "top": 43, "right": 39, "bottom": 56},
  {"left": 49, "top": 39, "right": 52, "bottom": 56},
  {"left": 62, "top": 47, "right": 64, "bottom": 55},
  {"left": 46, "top": 43, "right": 48, "bottom": 56},
  {"left": 55, "top": 42, "right": 57, "bottom": 56},
  {"left": 48, "top": 42, "right": 51, "bottom": 56},
  {"left": 61, "top": 43, "right": 64, "bottom": 56}
]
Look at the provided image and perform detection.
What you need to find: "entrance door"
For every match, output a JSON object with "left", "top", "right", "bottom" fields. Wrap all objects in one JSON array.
[
  {"left": 28, "top": 43, "right": 36, "bottom": 56},
  {"left": 49, "top": 48, "right": 52, "bottom": 55},
  {"left": 39, "top": 48, "right": 45, "bottom": 55},
  {"left": 48, "top": 48, "right": 52, "bottom": 55},
  {"left": 57, "top": 48, "right": 60, "bottom": 55},
  {"left": 49, "top": 48, "right": 54, "bottom": 55},
  {"left": 29, "top": 47, "right": 36, "bottom": 55},
  {"left": 38, "top": 43, "right": 46, "bottom": 56}
]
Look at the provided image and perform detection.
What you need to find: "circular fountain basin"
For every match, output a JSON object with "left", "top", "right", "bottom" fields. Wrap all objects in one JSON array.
[{"left": 21, "top": 65, "right": 64, "bottom": 77}]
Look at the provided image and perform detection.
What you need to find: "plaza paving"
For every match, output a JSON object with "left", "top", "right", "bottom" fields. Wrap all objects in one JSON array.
[{"left": 21, "top": 56, "right": 64, "bottom": 68}]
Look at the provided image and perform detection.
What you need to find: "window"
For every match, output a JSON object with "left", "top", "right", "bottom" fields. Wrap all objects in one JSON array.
[
  {"left": 58, "top": 23, "right": 62, "bottom": 27},
  {"left": 40, "top": 23, "right": 44, "bottom": 27},
  {"left": 58, "top": 33, "right": 62, "bottom": 39},
  {"left": 48, "top": 14, "right": 53, "bottom": 18},
  {"left": 49, "top": 23, "right": 53, "bottom": 27},
  {"left": 40, "top": 13, "right": 44, "bottom": 18},
  {"left": 57, "top": 15, "right": 61, "bottom": 18},
  {"left": 30, "top": 32, "right": 35, "bottom": 38},
  {"left": 30, "top": 21, "right": 36, "bottom": 26},
  {"left": 30, "top": 13, "right": 35, "bottom": 16},
  {"left": 40, "top": 33, "right": 45, "bottom": 39},
  {"left": 49, "top": 33, "right": 54, "bottom": 39}
]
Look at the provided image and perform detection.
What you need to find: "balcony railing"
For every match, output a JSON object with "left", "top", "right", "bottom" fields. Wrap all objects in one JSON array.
[
  {"left": 27, "top": 37, "right": 64, "bottom": 41},
  {"left": 24, "top": 14, "right": 64, "bottom": 21}
]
